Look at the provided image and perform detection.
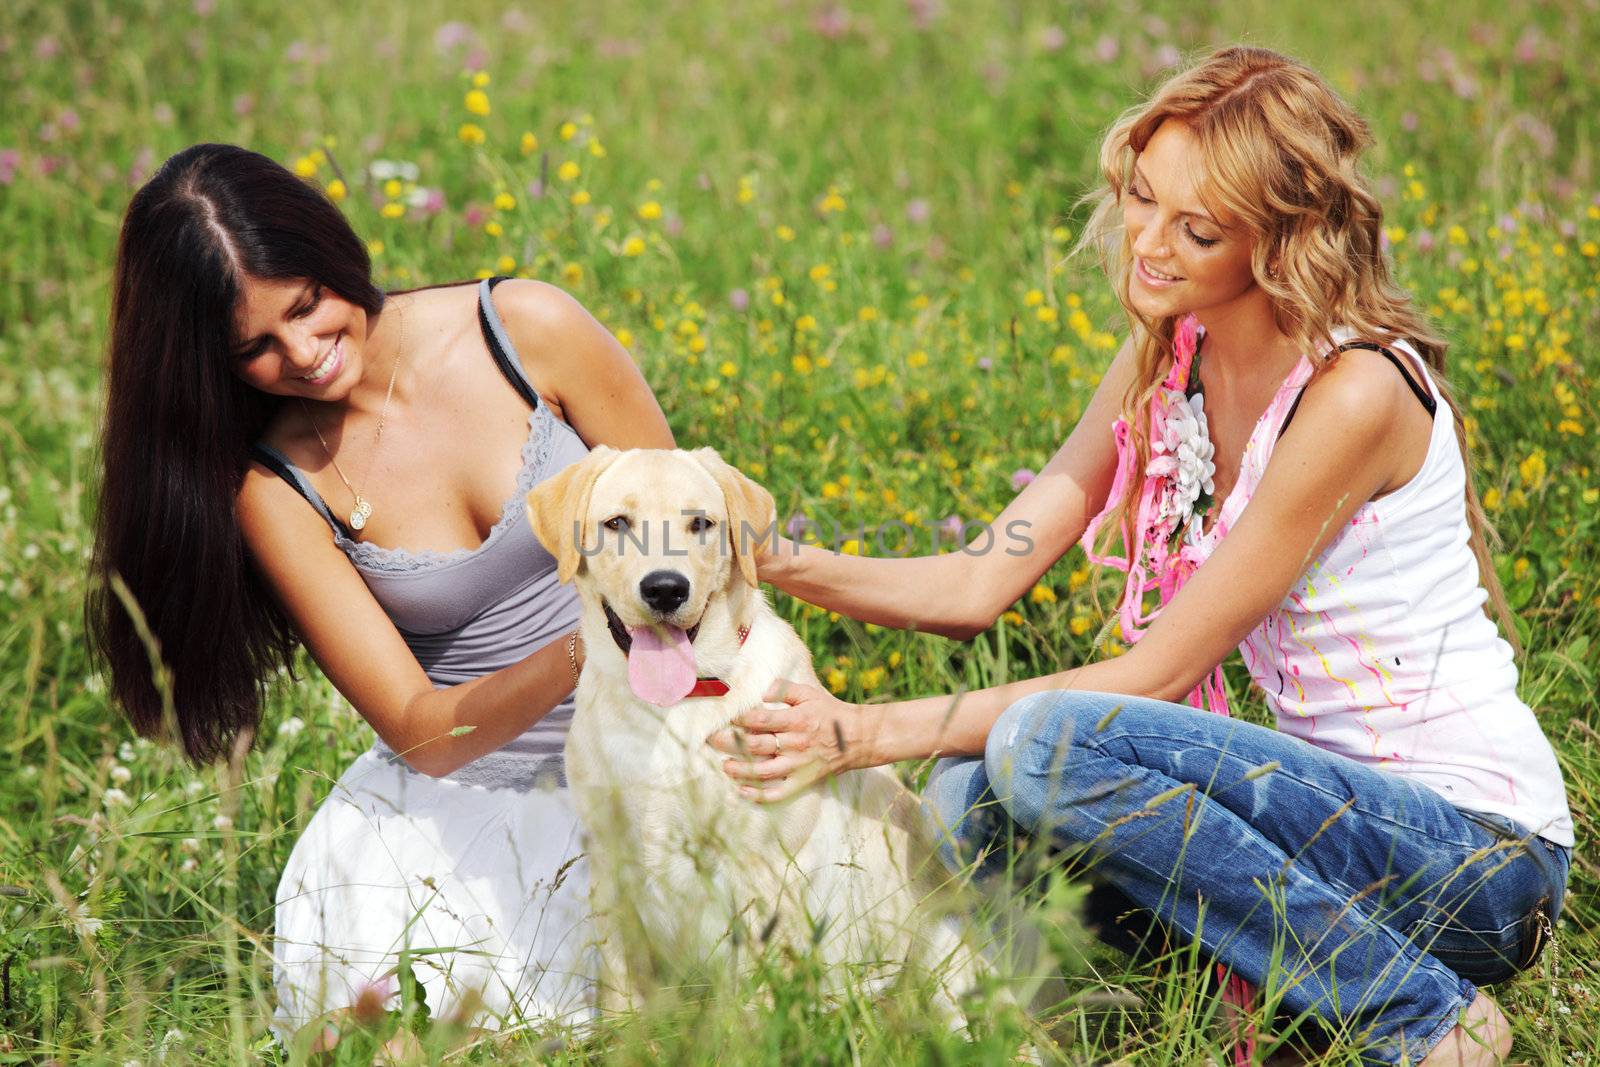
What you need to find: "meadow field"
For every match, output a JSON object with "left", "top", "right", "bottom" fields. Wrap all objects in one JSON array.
[{"left": 1, "top": 0, "right": 1597, "bottom": 1062}]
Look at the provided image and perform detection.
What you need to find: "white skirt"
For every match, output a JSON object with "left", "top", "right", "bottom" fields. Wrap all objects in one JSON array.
[{"left": 271, "top": 746, "right": 597, "bottom": 1044}]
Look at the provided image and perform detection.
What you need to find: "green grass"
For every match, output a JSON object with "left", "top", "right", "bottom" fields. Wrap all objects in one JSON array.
[{"left": 1, "top": 0, "right": 1596, "bottom": 1062}]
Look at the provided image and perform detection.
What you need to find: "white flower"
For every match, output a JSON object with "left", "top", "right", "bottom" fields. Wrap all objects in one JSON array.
[
  {"left": 212, "top": 814, "right": 233, "bottom": 832},
  {"left": 277, "top": 716, "right": 305, "bottom": 738},
  {"left": 180, "top": 837, "right": 200, "bottom": 854},
  {"left": 184, "top": 780, "right": 205, "bottom": 798},
  {"left": 179, "top": 858, "right": 198, "bottom": 874},
  {"left": 1144, "top": 388, "right": 1217, "bottom": 538},
  {"left": 369, "top": 159, "right": 419, "bottom": 182},
  {"left": 103, "top": 787, "right": 130, "bottom": 807},
  {"left": 118, "top": 740, "right": 136, "bottom": 762},
  {"left": 76, "top": 915, "right": 103, "bottom": 938},
  {"left": 110, "top": 764, "right": 132, "bottom": 784}
]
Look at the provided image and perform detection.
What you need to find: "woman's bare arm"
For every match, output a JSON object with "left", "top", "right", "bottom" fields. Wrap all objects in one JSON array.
[{"left": 757, "top": 338, "right": 1139, "bottom": 639}]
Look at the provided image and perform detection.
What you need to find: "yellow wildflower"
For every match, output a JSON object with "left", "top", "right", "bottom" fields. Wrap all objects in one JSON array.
[
  {"left": 380, "top": 202, "right": 405, "bottom": 219},
  {"left": 1037, "top": 306, "right": 1059, "bottom": 324},
  {"left": 570, "top": 190, "right": 591, "bottom": 206},
  {"left": 621, "top": 235, "right": 646, "bottom": 257},
  {"left": 615, "top": 328, "right": 634, "bottom": 349},
  {"left": 775, "top": 224, "right": 795, "bottom": 241},
  {"left": 1024, "top": 289, "right": 1044, "bottom": 307},
  {"left": 1002, "top": 611, "right": 1025, "bottom": 627},
  {"left": 1518, "top": 451, "right": 1546, "bottom": 490},
  {"left": 464, "top": 89, "right": 490, "bottom": 116},
  {"left": 484, "top": 221, "right": 504, "bottom": 237},
  {"left": 557, "top": 160, "right": 581, "bottom": 182},
  {"left": 458, "top": 123, "right": 486, "bottom": 145},
  {"left": 825, "top": 668, "right": 848, "bottom": 694},
  {"left": 520, "top": 132, "right": 539, "bottom": 155},
  {"left": 638, "top": 200, "right": 663, "bottom": 221},
  {"left": 293, "top": 155, "right": 317, "bottom": 178},
  {"left": 1069, "top": 615, "right": 1093, "bottom": 637},
  {"left": 496, "top": 255, "right": 516, "bottom": 273},
  {"left": 858, "top": 306, "right": 879, "bottom": 321},
  {"left": 907, "top": 350, "right": 929, "bottom": 368},
  {"left": 494, "top": 192, "right": 516, "bottom": 211},
  {"left": 1030, "top": 584, "right": 1057, "bottom": 604},
  {"left": 809, "top": 263, "right": 832, "bottom": 282},
  {"left": 718, "top": 361, "right": 737, "bottom": 378},
  {"left": 558, "top": 121, "right": 577, "bottom": 141},
  {"left": 561, "top": 263, "right": 584, "bottom": 286},
  {"left": 325, "top": 179, "right": 347, "bottom": 202}
]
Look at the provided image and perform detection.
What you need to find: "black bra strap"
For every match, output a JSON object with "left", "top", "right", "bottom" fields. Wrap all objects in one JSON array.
[
  {"left": 1277, "top": 341, "right": 1436, "bottom": 442},
  {"left": 477, "top": 276, "right": 541, "bottom": 410},
  {"left": 248, "top": 441, "right": 352, "bottom": 540}
]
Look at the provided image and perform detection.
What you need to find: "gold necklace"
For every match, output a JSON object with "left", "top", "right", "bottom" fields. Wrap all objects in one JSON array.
[{"left": 300, "top": 303, "right": 408, "bottom": 534}]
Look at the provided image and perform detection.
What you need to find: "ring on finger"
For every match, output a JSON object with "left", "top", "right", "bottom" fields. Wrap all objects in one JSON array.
[{"left": 773, "top": 733, "right": 784, "bottom": 756}]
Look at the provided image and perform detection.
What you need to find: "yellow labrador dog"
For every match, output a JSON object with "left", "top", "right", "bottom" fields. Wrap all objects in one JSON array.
[{"left": 525, "top": 446, "right": 985, "bottom": 1019}]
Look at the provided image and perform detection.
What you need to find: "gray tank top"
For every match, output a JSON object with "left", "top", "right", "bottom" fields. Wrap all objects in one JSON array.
[{"left": 250, "top": 277, "right": 588, "bottom": 791}]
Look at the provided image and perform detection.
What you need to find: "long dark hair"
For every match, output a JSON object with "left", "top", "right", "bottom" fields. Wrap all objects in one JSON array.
[{"left": 85, "top": 143, "right": 385, "bottom": 765}]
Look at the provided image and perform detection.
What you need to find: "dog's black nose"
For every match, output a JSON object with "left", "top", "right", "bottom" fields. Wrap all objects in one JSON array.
[{"left": 639, "top": 570, "right": 691, "bottom": 614}]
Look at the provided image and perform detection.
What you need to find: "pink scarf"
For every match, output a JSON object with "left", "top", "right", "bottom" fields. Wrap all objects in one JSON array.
[{"left": 1078, "top": 312, "right": 1256, "bottom": 1063}]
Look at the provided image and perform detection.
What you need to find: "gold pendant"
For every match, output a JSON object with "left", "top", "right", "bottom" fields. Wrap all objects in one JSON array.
[{"left": 350, "top": 497, "right": 372, "bottom": 531}]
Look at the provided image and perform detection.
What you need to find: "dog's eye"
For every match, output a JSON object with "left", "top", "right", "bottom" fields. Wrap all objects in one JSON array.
[
  {"left": 688, "top": 516, "right": 716, "bottom": 534},
  {"left": 602, "top": 515, "right": 630, "bottom": 532}
]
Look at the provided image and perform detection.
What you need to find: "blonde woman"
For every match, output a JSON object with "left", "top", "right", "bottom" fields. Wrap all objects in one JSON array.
[{"left": 710, "top": 46, "right": 1573, "bottom": 1065}]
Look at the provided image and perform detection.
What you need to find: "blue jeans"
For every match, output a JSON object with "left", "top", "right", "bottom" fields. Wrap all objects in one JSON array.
[{"left": 923, "top": 690, "right": 1571, "bottom": 1065}]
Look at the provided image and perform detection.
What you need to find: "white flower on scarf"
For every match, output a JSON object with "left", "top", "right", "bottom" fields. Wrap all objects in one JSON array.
[{"left": 1145, "top": 388, "right": 1217, "bottom": 535}]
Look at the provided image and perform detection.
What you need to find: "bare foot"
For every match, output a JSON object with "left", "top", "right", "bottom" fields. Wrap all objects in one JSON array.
[{"left": 1417, "top": 992, "right": 1512, "bottom": 1066}]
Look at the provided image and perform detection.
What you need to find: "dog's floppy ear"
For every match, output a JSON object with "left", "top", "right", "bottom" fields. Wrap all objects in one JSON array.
[
  {"left": 687, "top": 447, "right": 777, "bottom": 589},
  {"left": 526, "top": 446, "right": 621, "bottom": 583}
]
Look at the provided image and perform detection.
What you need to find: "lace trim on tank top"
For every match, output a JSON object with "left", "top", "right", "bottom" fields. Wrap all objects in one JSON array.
[{"left": 333, "top": 401, "right": 560, "bottom": 574}]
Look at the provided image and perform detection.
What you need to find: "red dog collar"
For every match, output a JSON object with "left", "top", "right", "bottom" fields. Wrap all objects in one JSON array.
[{"left": 684, "top": 625, "right": 750, "bottom": 697}]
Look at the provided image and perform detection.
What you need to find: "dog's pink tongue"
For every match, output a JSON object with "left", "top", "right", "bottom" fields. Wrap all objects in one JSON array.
[{"left": 626, "top": 624, "right": 697, "bottom": 706}]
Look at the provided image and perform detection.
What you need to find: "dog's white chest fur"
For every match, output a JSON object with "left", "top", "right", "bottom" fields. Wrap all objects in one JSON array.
[{"left": 566, "top": 608, "right": 830, "bottom": 942}]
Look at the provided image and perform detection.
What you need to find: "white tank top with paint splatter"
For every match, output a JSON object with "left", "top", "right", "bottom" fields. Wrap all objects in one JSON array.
[{"left": 1192, "top": 328, "right": 1574, "bottom": 847}]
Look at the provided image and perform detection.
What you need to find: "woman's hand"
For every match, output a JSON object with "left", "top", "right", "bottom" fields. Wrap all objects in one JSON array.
[{"left": 705, "top": 679, "right": 874, "bottom": 802}]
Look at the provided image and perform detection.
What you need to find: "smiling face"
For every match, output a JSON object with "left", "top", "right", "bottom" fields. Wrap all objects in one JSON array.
[
  {"left": 227, "top": 274, "right": 373, "bottom": 398},
  {"left": 1122, "top": 118, "right": 1262, "bottom": 321}
]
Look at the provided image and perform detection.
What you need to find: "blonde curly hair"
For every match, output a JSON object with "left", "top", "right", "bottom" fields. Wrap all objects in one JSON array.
[{"left": 1075, "top": 44, "right": 1516, "bottom": 650}]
